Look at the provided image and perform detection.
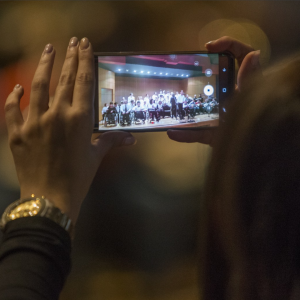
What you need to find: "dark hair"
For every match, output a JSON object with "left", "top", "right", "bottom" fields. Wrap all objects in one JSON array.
[{"left": 200, "top": 53, "right": 300, "bottom": 300}]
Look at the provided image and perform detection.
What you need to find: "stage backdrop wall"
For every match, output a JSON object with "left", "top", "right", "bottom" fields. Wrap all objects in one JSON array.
[{"left": 98, "top": 67, "right": 115, "bottom": 117}]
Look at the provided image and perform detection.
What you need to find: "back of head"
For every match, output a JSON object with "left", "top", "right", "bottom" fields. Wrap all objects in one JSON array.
[{"left": 200, "top": 53, "right": 300, "bottom": 300}]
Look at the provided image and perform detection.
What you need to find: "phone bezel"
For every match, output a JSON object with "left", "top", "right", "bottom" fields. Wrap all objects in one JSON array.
[{"left": 93, "top": 51, "right": 235, "bottom": 133}]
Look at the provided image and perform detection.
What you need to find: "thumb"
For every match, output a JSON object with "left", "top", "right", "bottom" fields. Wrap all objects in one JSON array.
[
  {"left": 237, "top": 50, "right": 263, "bottom": 91},
  {"left": 92, "top": 131, "right": 136, "bottom": 159}
]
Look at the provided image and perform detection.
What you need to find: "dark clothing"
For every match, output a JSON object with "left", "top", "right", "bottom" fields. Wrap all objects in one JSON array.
[
  {"left": 106, "top": 107, "right": 117, "bottom": 115},
  {"left": 0, "top": 217, "right": 71, "bottom": 300}
]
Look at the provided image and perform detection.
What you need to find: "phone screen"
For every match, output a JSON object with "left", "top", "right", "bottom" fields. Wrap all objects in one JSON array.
[{"left": 94, "top": 52, "right": 234, "bottom": 132}]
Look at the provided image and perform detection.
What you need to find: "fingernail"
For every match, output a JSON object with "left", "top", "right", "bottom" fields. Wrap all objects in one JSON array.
[
  {"left": 205, "top": 40, "right": 215, "bottom": 46},
  {"left": 80, "top": 37, "right": 89, "bottom": 50},
  {"left": 122, "top": 136, "right": 136, "bottom": 146},
  {"left": 44, "top": 43, "right": 53, "bottom": 54},
  {"left": 69, "top": 37, "right": 78, "bottom": 49},
  {"left": 14, "top": 84, "right": 21, "bottom": 90},
  {"left": 251, "top": 50, "right": 260, "bottom": 66}
]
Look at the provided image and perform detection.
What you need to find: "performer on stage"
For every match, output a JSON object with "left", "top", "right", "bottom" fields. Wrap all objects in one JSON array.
[
  {"left": 102, "top": 103, "right": 108, "bottom": 120},
  {"left": 148, "top": 99, "right": 159, "bottom": 122},
  {"left": 133, "top": 100, "right": 146, "bottom": 121},
  {"left": 177, "top": 90, "right": 185, "bottom": 120},
  {"left": 144, "top": 94, "right": 150, "bottom": 105},
  {"left": 152, "top": 92, "right": 158, "bottom": 101},
  {"left": 128, "top": 93, "right": 135, "bottom": 103},
  {"left": 156, "top": 100, "right": 164, "bottom": 120},
  {"left": 114, "top": 102, "right": 120, "bottom": 123},
  {"left": 120, "top": 99, "right": 132, "bottom": 125},
  {"left": 170, "top": 92, "right": 177, "bottom": 119},
  {"left": 106, "top": 102, "right": 117, "bottom": 124}
]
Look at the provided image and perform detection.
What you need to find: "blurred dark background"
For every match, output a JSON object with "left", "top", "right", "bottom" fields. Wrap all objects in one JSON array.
[{"left": 0, "top": 2, "right": 299, "bottom": 299}]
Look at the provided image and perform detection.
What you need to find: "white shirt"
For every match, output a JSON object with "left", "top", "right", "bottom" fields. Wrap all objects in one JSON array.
[
  {"left": 183, "top": 103, "right": 189, "bottom": 109},
  {"left": 120, "top": 103, "right": 132, "bottom": 113},
  {"left": 144, "top": 97, "right": 149, "bottom": 104},
  {"left": 102, "top": 106, "right": 108, "bottom": 114},
  {"left": 128, "top": 95, "right": 135, "bottom": 102},
  {"left": 175, "top": 94, "right": 179, "bottom": 100},
  {"left": 133, "top": 105, "right": 145, "bottom": 112},
  {"left": 152, "top": 94, "right": 158, "bottom": 101},
  {"left": 177, "top": 94, "right": 185, "bottom": 104},
  {"left": 157, "top": 103, "right": 163, "bottom": 109},
  {"left": 148, "top": 103, "right": 157, "bottom": 110}
]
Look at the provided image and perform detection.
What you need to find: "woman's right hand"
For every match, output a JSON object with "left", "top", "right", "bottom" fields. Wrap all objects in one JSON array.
[{"left": 167, "top": 36, "right": 262, "bottom": 146}]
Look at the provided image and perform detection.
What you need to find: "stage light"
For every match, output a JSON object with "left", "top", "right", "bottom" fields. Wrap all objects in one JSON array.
[
  {"left": 118, "top": 69, "right": 121, "bottom": 71},
  {"left": 154, "top": 72, "right": 156, "bottom": 74},
  {"left": 141, "top": 71, "right": 144, "bottom": 73},
  {"left": 177, "top": 74, "right": 179, "bottom": 76},
  {"left": 147, "top": 71, "right": 150, "bottom": 74},
  {"left": 166, "top": 73, "right": 168, "bottom": 75},
  {"left": 181, "top": 74, "right": 184, "bottom": 76},
  {"left": 186, "top": 75, "right": 188, "bottom": 77},
  {"left": 126, "top": 70, "right": 129, "bottom": 72},
  {"left": 134, "top": 70, "right": 136, "bottom": 72},
  {"left": 160, "top": 72, "right": 162, "bottom": 75}
]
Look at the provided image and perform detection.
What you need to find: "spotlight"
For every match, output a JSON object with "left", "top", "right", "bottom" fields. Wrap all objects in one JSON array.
[
  {"left": 118, "top": 69, "right": 121, "bottom": 71},
  {"left": 126, "top": 70, "right": 129, "bottom": 72},
  {"left": 141, "top": 71, "right": 144, "bottom": 73},
  {"left": 160, "top": 72, "right": 162, "bottom": 75},
  {"left": 147, "top": 71, "right": 150, "bottom": 74},
  {"left": 166, "top": 73, "right": 168, "bottom": 75},
  {"left": 134, "top": 70, "right": 136, "bottom": 72}
]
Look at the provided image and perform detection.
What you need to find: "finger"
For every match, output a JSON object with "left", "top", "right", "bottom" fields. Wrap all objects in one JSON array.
[
  {"left": 167, "top": 129, "right": 215, "bottom": 146},
  {"left": 52, "top": 37, "right": 79, "bottom": 108},
  {"left": 92, "top": 131, "right": 136, "bottom": 161},
  {"left": 5, "top": 84, "right": 25, "bottom": 133},
  {"left": 72, "top": 37, "right": 94, "bottom": 113},
  {"left": 29, "top": 44, "right": 55, "bottom": 117},
  {"left": 237, "top": 50, "right": 263, "bottom": 92},
  {"left": 205, "top": 36, "right": 254, "bottom": 67}
]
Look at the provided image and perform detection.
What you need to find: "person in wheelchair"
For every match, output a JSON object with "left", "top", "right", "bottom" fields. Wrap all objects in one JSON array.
[
  {"left": 133, "top": 101, "right": 146, "bottom": 123},
  {"left": 148, "top": 99, "right": 159, "bottom": 122},
  {"left": 162, "top": 101, "right": 171, "bottom": 118},
  {"left": 188, "top": 101, "right": 197, "bottom": 118},
  {"left": 183, "top": 100, "right": 189, "bottom": 117},
  {"left": 105, "top": 102, "right": 117, "bottom": 126},
  {"left": 120, "top": 99, "right": 132, "bottom": 125},
  {"left": 156, "top": 100, "right": 164, "bottom": 120}
]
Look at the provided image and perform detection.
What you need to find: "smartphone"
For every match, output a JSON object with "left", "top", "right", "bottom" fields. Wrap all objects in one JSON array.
[{"left": 93, "top": 51, "right": 235, "bottom": 132}]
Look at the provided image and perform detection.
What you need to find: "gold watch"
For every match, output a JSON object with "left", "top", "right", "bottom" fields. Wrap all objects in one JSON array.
[{"left": 0, "top": 195, "right": 73, "bottom": 237}]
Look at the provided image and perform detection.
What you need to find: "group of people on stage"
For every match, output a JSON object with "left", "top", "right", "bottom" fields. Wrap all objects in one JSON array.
[{"left": 101, "top": 90, "right": 219, "bottom": 126}]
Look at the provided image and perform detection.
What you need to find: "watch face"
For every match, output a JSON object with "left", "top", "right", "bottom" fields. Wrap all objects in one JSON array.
[{"left": 8, "top": 199, "right": 42, "bottom": 220}]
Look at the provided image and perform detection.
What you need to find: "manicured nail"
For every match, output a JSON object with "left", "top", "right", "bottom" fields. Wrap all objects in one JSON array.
[
  {"left": 80, "top": 37, "right": 89, "bottom": 50},
  {"left": 14, "top": 84, "right": 21, "bottom": 90},
  {"left": 122, "top": 136, "right": 136, "bottom": 146},
  {"left": 251, "top": 50, "right": 260, "bottom": 66},
  {"left": 44, "top": 44, "right": 53, "bottom": 54},
  {"left": 205, "top": 40, "right": 215, "bottom": 46},
  {"left": 69, "top": 37, "right": 78, "bottom": 49}
]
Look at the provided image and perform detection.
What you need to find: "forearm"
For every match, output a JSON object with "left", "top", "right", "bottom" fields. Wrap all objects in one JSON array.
[{"left": 0, "top": 217, "right": 71, "bottom": 300}]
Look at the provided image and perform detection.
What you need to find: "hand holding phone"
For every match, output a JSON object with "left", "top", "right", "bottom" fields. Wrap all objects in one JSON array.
[{"left": 168, "top": 36, "right": 262, "bottom": 146}]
